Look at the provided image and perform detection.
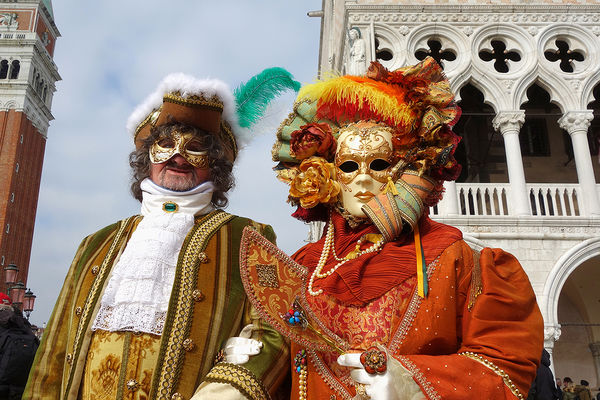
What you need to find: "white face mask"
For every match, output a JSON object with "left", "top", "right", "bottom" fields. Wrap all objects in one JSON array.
[{"left": 335, "top": 123, "right": 394, "bottom": 218}]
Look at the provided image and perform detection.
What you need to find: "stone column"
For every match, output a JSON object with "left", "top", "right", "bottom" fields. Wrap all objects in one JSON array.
[
  {"left": 440, "top": 181, "right": 459, "bottom": 215},
  {"left": 558, "top": 111, "right": 600, "bottom": 216},
  {"left": 545, "top": 324, "right": 562, "bottom": 376},
  {"left": 590, "top": 342, "right": 600, "bottom": 388},
  {"left": 493, "top": 111, "right": 530, "bottom": 216}
]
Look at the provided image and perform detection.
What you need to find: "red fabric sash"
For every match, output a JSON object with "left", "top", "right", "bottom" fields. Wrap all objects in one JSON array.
[{"left": 292, "top": 212, "right": 463, "bottom": 306}]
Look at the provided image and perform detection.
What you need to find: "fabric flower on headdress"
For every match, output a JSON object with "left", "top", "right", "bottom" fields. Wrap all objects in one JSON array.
[
  {"left": 289, "top": 157, "right": 340, "bottom": 209},
  {"left": 290, "top": 123, "right": 336, "bottom": 160}
]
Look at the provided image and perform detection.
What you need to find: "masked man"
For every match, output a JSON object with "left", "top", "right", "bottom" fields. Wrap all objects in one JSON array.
[
  {"left": 240, "top": 57, "right": 544, "bottom": 399},
  {"left": 24, "top": 73, "right": 290, "bottom": 400}
]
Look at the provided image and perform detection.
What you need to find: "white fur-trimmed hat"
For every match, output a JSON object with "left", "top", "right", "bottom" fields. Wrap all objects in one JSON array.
[{"left": 126, "top": 73, "right": 241, "bottom": 161}]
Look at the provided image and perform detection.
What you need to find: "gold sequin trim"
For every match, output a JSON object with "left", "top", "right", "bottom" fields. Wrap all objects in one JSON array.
[
  {"left": 204, "top": 363, "right": 270, "bottom": 400},
  {"left": 389, "top": 257, "right": 440, "bottom": 353},
  {"left": 459, "top": 351, "right": 524, "bottom": 399},
  {"left": 153, "top": 211, "right": 235, "bottom": 398},
  {"left": 308, "top": 350, "right": 353, "bottom": 400},
  {"left": 468, "top": 250, "right": 482, "bottom": 311}
]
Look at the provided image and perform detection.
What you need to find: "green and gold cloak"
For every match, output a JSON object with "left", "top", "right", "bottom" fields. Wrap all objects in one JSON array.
[{"left": 24, "top": 210, "right": 289, "bottom": 400}]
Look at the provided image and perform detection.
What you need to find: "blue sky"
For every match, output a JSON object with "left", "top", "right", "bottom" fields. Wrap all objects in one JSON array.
[{"left": 27, "top": 0, "right": 323, "bottom": 326}]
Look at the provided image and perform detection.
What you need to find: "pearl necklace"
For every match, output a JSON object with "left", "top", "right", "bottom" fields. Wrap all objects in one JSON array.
[{"left": 307, "top": 218, "right": 384, "bottom": 296}]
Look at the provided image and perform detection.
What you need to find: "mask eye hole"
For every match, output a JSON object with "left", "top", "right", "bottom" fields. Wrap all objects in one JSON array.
[
  {"left": 370, "top": 159, "right": 391, "bottom": 171},
  {"left": 186, "top": 139, "right": 205, "bottom": 153},
  {"left": 157, "top": 137, "right": 175, "bottom": 148},
  {"left": 338, "top": 161, "right": 359, "bottom": 173}
]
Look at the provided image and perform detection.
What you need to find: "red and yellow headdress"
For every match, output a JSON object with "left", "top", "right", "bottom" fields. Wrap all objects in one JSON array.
[{"left": 273, "top": 57, "right": 462, "bottom": 222}]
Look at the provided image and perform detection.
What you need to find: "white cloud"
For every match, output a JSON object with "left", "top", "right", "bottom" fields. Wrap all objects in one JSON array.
[{"left": 26, "top": 0, "right": 323, "bottom": 326}]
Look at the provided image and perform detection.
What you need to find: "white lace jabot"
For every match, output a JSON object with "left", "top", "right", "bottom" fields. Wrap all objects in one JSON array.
[{"left": 92, "top": 178, "right": 215, "bottom": 335}]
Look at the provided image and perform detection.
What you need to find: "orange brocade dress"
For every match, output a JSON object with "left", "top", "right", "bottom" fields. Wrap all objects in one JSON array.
[{"left": 288, "top": 212, "right": 543, "bottom": 400}]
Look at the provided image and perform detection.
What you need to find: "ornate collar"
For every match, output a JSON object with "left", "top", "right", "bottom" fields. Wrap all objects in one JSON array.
[{"left": 140, "top": 178, "right": 215, "bottom": 216}]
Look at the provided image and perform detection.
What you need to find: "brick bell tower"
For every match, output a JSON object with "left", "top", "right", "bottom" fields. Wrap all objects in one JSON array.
[{"left": 0, "top": 0, "right": 60, "bottom": 292}]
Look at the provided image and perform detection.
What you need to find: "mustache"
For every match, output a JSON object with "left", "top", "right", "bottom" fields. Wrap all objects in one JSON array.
[{"left": 165, "top": 158, "right": 194, "bottom": 171}]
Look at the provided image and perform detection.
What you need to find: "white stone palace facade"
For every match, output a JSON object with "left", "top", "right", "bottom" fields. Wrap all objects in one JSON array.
[{"left": 309, "top": 0, "right": 600, "bottom": 388}]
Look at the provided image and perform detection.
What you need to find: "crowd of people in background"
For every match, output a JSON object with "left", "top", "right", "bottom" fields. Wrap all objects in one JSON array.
[
  {"left": 526, "top": 349, "right": 598, "bottom": 400},
  {"left": 555, "top": 377, "right": 598, "bottom": 400}
]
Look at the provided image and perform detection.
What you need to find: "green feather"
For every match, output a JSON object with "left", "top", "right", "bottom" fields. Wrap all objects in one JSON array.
[{"left": 235, "top": 67, "right": 301, "bottom": 128}]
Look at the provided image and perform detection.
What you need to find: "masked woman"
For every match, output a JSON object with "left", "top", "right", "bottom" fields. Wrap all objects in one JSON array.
[{"left": 241, "top": 57, "right": 543, "bottom": 400}]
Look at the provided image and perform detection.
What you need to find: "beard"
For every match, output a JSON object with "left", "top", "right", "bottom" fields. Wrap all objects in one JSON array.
[{"left": 155, "top": 160, "right": 199, "bottom": 192}]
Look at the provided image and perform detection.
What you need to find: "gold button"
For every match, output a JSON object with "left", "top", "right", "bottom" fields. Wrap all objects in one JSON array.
[
  {"left": 66, "top": 353, "right": 73, "bottom": 364},
  {"left": 198, "top": 252, "right": 209, "bottom": 263},
  {"left": 192, "top": 289, "right": 205, "bottom": 302},
  {"left": 75, "top": 307, "right": 82, "bottom": 316},
  {"left": 126, "top": 379, "right": 139, "bottom": 391},
  {"left": 171, "top": 393, "right": 184, "bottom": 400},
  {"left": 91, "top": 265, "right": 99, "bottom": 275},
  {"left": 183, "top": 338, "right": 195, "bottom": 352}
]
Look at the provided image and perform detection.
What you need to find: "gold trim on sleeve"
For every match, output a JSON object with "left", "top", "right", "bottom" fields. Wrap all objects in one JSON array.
[
  {"left": 459, "top": 351, "right": 524, "bottom": 399},
  {"left": 204, "top": 363, "right": 271, "bottom": 400}
]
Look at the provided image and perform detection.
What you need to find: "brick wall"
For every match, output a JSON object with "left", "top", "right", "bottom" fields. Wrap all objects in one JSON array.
[{"left": 0, "top": 110, "right": 46, "bottom": 288}]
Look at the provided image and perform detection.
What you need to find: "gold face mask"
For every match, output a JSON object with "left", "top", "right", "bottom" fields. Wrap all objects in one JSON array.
[
  {"left": 149, "top": 131, "right": 209, "bottom": 168},
  {"left": 335, "top": 123, "right": 394, "bottom": 217}
]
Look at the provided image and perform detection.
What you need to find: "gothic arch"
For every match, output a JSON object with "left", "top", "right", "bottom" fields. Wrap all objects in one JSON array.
[
  {"left": 515, "top": 75, "right": 570, "bottom": 114},
  {"left": 459, "top": 70, "right": 505, "bottom": 112},
  {"left": 541, "top": 237, "right": 600, "bottom": 328}
]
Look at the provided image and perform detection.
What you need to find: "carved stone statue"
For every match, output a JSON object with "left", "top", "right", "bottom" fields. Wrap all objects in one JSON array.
[
  {"left": 347, "top": 27, "right": 367, "bottom": 76},
  {"left": 0, "top": 13, "right": 18, "bottom": 28}
]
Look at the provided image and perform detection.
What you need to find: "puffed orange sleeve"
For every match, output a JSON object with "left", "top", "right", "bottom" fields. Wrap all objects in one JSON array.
[{"left": 396, "top": 244, "right": 544, "bottom": 400}]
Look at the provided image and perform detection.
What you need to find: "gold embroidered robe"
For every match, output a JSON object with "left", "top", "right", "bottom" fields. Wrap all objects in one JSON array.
[{"left": 24, "top": 210, "right": 289, "bottom": 400}]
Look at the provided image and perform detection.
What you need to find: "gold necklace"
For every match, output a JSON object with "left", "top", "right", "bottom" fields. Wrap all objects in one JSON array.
[{"left": 308, "top": 218, "right": 384, "bottom": 296}]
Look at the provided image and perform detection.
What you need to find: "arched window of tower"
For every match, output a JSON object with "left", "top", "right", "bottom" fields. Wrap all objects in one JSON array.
[
  {"left": 415, "top": 39, "right": 456, "bottom": 69},
  {"left": 0, "top": 60, "right": 8, "bottom": 79},
  {"left": 9, "top": 59, "right": 19, "bottom": 79},
  {"left": 478, "top": 40, "right": 521, "bottom": 73},
  {"left": 544, "top": 40, "right": 584, "bottom": 73}
]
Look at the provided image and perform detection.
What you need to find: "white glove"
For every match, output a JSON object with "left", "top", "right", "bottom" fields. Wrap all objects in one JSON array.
[
  {"left": 223, "top": 324, "right": 263, "bottom": 364},
  {"left": 338, "top": 352, "right": 393, "bottom": 400},
  {"left": 337, "top": 350, "right": 425, "bottom": 400}
]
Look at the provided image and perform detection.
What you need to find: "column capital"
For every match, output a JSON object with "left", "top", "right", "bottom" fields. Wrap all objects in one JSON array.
[
  {"left": 544, "top": 324, "right": 562, "bottom": 348},
  {"left": 558, "top": 111, "right": 594, "bottom": 134},
  {"left": 492, "top": 111, "right": 525, "bottom": 133}
]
